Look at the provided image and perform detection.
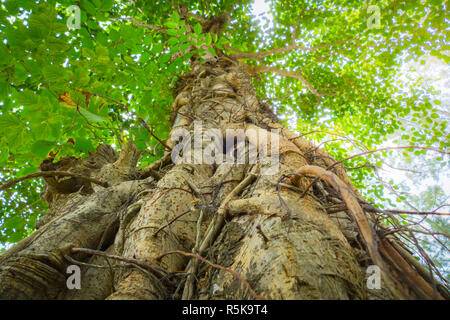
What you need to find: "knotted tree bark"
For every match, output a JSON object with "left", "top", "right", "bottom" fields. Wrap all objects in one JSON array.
[{"left": 0, "top": 16, "right": 447, "bottom": 300}]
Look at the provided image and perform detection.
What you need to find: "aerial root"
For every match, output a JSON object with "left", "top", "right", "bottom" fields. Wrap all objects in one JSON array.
[
  {"left": 69, "top": 247, "right": 175, "bottom": 288},
  {"left": 180, "top": 172, "right": 257, "bottom": 299},
  {"left": 156, "top": 250, "right": 266, "bottom": 300},
  {"left": 281, "top": 164, "right": 446, "bottom": 299},
  {"left": 283, "top": 165, "right": 404, "bottom": 298}
]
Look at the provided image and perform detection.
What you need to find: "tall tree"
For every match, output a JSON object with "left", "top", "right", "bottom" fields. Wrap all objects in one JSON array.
[{"left": 0, "top": 0, "right": 448, "bottom": 299}]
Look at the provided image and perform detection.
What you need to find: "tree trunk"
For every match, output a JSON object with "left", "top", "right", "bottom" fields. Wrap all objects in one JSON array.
[{"left": 0, "top": 55, "right": 445, "bottom": 300}]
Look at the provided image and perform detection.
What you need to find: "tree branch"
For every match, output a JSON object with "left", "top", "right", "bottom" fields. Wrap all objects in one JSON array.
[
  {"left": 300, "top": 145, "right": 450, "bottom": 198},
  {"left": 254, "top": 65, "right": 321, "bottom": 96},
  {"left": 0, "top": 171, "right": 109, "bottom": 191},
  {"left": 325, "top": 203, "right": 450, "bottom": 216},
  {"left": 110, "top": 17, "right": 164, "bottom": 32},
  {"left": 138, "top": 117, "right": 172, "bottom": 151},
  {"left": 227, "top": 37, "right": 357, "bottom": 60}
]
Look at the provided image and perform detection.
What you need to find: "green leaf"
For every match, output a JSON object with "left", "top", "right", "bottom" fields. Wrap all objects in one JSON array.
[
  {"left": 168, "top": 37, "right": 178, "bottom": 46},
  {"left": 0, "top": 79, "right": 11, "bottom": 101},
  {"left": 74, "top": 137, "right": 95, "bottom": 152},
  {"left": 101, "top": 0, "right": 114, "bottom": 11},
  {"left": 194, "top": 23, "right": 202, "bottom": 35},
  {"left": 43, "top": 65, "right": 63, "bottom": 82},
  {"left": 16, "top": 89, "right": 39, "bottom": 106},
  {"left": 31, "top": 140, "right": 55, "bottom": 158},
  {"left": 151, "top": 43, "right": 163, "bottom": 54},
  {"left": 207, "top": 47, "right": 217, "bottom": 56},
  {"left": 165, "top": 21, "right": 178, "bottom": 29},
  {"left": 180, "top": 43, "right": 190, "bottom": 52},
  {"left": 169, "top": 28, "right": 180, "bottom": 36},
  {"left": 80, "top": 0, "right": 96, "bottom": 16},
  {"left": 206, "top": 33, "right": 212, "bottom": 45},
  {"left": 3, "top": 215, "right": 23, "bottom": 230},
  {"left": 4, "top": 0, "right": 19, "bottom": 15},
  {"left": 79, "top": 108, "right": 107, "bottom": 122},
  {"left": 171, "top": 11, "right": 180, "bottom": 23},
  {"left": 0, "top": 147, "right": 9, "bottom": 163},
  {"left": 0, "top": 114, "right": 22, "bottom": 129},
  {"left": 159, "top": 54, "right": 171, "bottom": 64}
]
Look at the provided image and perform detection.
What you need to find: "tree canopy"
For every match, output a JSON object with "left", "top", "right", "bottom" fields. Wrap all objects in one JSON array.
[{"left": 0, "top": 0, "right": 448, "bottom": 278}]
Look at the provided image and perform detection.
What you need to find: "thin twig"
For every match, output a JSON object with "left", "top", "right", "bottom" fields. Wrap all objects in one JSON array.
[
  {"left": 156, "top": 250, "right": 266, "bottom": 300},
  {"left": 152, "top": 208, "right": 192, "bottom": 238},
  {"left": 180, "top": 173, "right": 257, "bottom": 299},
  {"left": 226, "top": 37, "right": 357, "bottom": 60},
  {"left": 300, "top": 145, "right": 449, "bottom": 198},
  {"left": 138, "top": 117, "right": 172, "bottom": 151},
  {"left": 70, "top": 247, "right": 173, "bottom": 286},
  {"left": 110, "top": 17, "right": 164, "bottom": 32},
  {"left": 254, "top": 65, "right": 321, "bottom": 96},
  {"left": 325, "top": 203, "right": 450, "bottom": 216}
]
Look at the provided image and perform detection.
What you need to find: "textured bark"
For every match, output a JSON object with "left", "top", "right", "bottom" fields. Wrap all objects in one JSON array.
[{"left": 0, "top": 55, "right": 445, "bottom": 300}]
